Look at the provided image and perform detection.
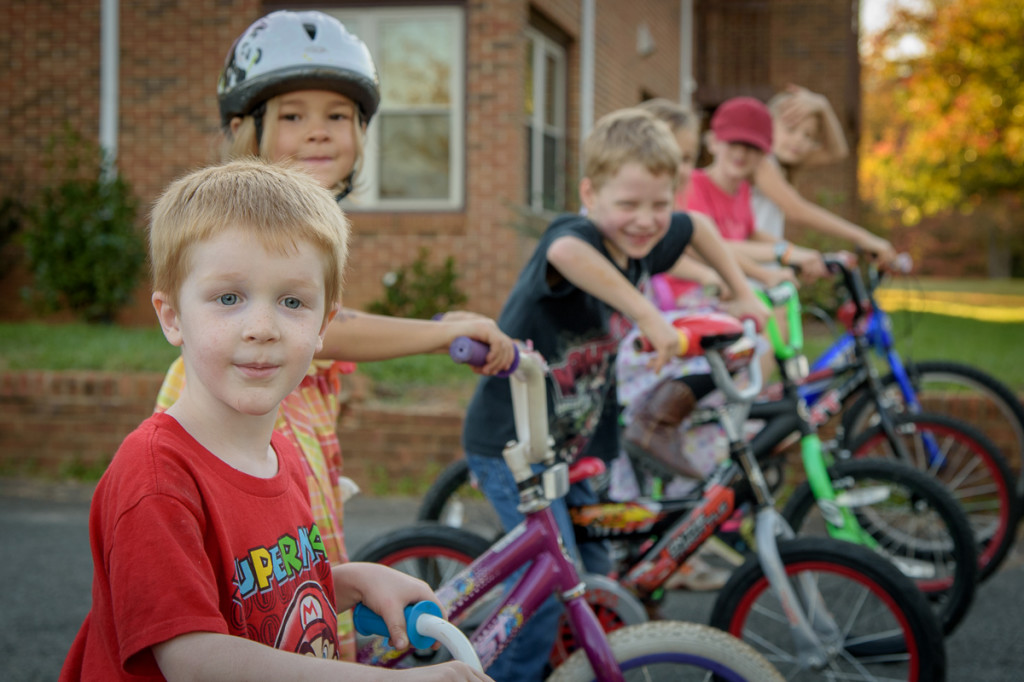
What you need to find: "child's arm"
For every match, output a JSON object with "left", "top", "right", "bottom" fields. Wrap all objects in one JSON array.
[
  {"left": 681, "top": 214, "right": 770, "bottom": 327},
  {"left": 667, "top": 251, "right": 729, "bottom": 296},
  {"left": 547, "top": 236, "right": 681, "bottom": 372},
  {"left": 331, "top": 562, "right": 442, "bottom": 650},
  {"left": 153, "top": 632, "right": 490, "bottom": 680},
  {"left": 753, "top": 155, "right": 896, "bottom": 263},
  {"left": 776, "top": 84, "right": 849, "bottom": 165},
  {"left": 317, "top": 308, "right": 516, "bottom": 376},
  {"left": 725, "top": 230, "right": 828, "bottom": 282}
]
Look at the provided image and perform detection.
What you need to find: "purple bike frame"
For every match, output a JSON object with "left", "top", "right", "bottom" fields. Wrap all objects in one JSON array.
[{"left": 356, "top": 347, "right": 625, "bottom": 680}]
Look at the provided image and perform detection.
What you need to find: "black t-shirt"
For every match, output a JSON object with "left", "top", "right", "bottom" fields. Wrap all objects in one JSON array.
[{"left": 462, "top": 212, "right": 695, "bottom": 462}]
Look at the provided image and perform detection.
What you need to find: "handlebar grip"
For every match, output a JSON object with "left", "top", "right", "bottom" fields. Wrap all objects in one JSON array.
[
  {"left": 449, "top": 336, "right": 520, "bottom": 377},
  {"left": 353, "top": 601, "right": 443, "bottom": 650}
]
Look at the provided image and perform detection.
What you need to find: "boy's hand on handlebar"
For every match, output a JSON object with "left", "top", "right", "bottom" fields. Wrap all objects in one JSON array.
[
  {"left": 337, "top": 563, "right": 442, "bottom": 651},
  {"left": 858, "top": 234, "right": 898, "bottom": 268},
  {"left": 789, "top": 246, "right": 828, "bottom": 281},
  {"left": 722, "top": 293, "right": 770, "bottom": 333},
  {"left": 440, "top": 312, "right": 517, "bottom": 376},
  {"left": 635, "top": 311, "right": 682, "bottom": 373},
  {"left": 761, "top": 267, "right": 799, "bottom": 289}
]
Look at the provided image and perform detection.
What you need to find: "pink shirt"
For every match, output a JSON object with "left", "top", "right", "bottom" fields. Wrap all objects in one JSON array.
[{"left": 684, "top": 169, "right": 755, "bottom": 242}]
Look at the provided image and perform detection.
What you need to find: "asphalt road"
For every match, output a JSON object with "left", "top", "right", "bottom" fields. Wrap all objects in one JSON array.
[{"left": 3, "top": 477, "right": 1022, "bottom": 681}]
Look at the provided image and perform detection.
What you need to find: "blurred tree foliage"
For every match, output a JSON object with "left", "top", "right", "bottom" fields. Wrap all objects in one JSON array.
[{"left": 860, "top": 0, "right": 1024, "bottom": 275}]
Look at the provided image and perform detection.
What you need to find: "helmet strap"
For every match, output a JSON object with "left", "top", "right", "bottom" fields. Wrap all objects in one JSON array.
[
  {"left": 335, "top": 177, "right": 354, "bottom": 203},
  {"left": 251, "top": 101, "right": 268, "bottom": 147}
]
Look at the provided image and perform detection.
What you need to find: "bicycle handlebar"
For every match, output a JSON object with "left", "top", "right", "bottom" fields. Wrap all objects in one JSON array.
[
  {"left": 706, "top": 318, "right": 763, "bottom": 404},
  {"left": 757, "top": 282, "right": 803, "bottom": 359},
  {"left": 450, "top": 337, "right": 551, "bottom": 471},
  {"left": 448, "top": 336, "right": 520, "bottom": 377},
  {"left": 353, "top": 601, "right": 483, "bottom": 671}
]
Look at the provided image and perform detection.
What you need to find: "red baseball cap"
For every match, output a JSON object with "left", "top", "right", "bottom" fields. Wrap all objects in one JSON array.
[{"left": 710, "top": 97, "right": 773, "bottom": 153}]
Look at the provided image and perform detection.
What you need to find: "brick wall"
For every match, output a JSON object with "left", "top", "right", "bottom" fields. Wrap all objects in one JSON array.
[
  {"left": 3, "top": 0, "right": 860, "bottom": 327},
  {"left": 0, "top": 370, "right": 467, "bottom": 495}
]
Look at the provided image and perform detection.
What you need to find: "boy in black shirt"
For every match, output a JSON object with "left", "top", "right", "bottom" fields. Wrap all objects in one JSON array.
[{"left": 462, "top": 108, "right": 768, "bottom": 680}]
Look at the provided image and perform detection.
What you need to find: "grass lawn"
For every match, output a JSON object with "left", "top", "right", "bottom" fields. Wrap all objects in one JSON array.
[{"left": 2, "top": 277, "right": 1022, "bottom": 395}]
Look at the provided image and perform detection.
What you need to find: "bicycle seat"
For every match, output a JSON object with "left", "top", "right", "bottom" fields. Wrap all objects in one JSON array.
[
  {"left": 672, "top": 313, "right": 744, "bottom": 352},
  {"left": 568, "top": 456, "right": 606, "bottom": 484}
]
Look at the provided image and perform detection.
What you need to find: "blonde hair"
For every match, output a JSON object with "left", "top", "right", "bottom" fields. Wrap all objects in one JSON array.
[
  {"left": 223, "top": 96, "right": 367, "bottom": 197},
  {"left": 636, "top": 98, "right": 700, "bottom": 137},
  {"left": 582, "top": 108, "right": 680, "bottom": 190},
  {"left": 149, "top": 159, "right": 349, "bottom": 318}
]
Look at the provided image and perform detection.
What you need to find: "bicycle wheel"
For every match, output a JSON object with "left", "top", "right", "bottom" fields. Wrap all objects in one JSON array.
[
  {"left": 709, "top": 537, "right": 946, "bottom": 681},
  {"left": 847, "top": 412, "right": 1019, "bottom": 581},
  {"left": 351, "top": 523, "right": 491, "bottom": 590},
  {"left": 781, "top": 458, "right": 978, "bottom": 636},
  {"left": 417, "top": 459, "right": 504, "bottom": 542},
  {"left": 842, "top": 359, "right": 1024, "bottom": 501},
  {"left": 547, "top": 620, "right": 786, "bottom": 682}
]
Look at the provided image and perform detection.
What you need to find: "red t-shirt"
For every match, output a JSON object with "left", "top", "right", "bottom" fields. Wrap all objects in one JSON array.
[
  {"left": 60, "top": 413, "right": 339, "bottom": 680},
  {"left": 684, "top": 169, "right": 756, "bottom": 242}
]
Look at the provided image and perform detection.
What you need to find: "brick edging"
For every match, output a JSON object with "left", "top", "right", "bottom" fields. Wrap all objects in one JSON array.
[{"left": 0, "top": 370, "right": 467, "bottom": 493}]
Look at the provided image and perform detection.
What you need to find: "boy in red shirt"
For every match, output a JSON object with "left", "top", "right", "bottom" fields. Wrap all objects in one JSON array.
[{"left": 61, "top": 160, "right": 488, "bottom": 682}]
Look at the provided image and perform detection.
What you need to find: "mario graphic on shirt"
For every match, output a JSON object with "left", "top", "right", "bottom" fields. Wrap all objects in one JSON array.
[{"left": 275, "top": 581, "right": 340, "bottom": 660}]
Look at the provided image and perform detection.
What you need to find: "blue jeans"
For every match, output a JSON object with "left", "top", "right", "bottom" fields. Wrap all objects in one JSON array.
[{"left": 465, "top": 452, "right": 611, "bottom": 682}]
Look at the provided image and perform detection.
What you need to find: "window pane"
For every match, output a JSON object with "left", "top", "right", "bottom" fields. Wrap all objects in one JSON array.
[
  {"left": 379, "top": 113, "right": 451, "bottom": 199},
  {"left": 380, "top": 19, "right": 453, "bottom": 107},
  {"left": 544, "top": 52, "right": 558, "bottom": 126},
  {"left": 525, "top": 123, "right": 534, "bottom": 205},
  {"left": 542, "top": 133, "right": 561, "bottom": 211}
]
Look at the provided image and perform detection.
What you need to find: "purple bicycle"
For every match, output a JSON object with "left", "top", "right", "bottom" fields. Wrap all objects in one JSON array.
[{"left": 354, "top": 345, "right": 784, "bottom": 680}]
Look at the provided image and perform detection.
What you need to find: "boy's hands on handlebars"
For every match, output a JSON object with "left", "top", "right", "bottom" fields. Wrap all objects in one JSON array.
[
  {"left": 722, "top": 292, "right": 770, "bottom": 333},
  {"left": 436, "top": 311, "right": 517, "bottom": 376}
]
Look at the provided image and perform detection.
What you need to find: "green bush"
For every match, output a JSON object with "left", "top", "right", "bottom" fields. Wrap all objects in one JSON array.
[
  {"left": 20, "top": 126, "right": 145, "bottom": 323},
  {"left": 366, "top": 247, "right": 468, "bottom": 319}
]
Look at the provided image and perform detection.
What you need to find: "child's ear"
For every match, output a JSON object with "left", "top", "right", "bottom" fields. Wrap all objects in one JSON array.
[
  {"left": 579, "top": 177, "right": 596, "bottom": 212},
  {"left": 316, "top": 302, "right": 341, "bottom": 353},
  {"left": 228, "top": 116, "right": 243, "bottom": 137},
  {"left": 152, "top": 291, "right": 184, "bottom": 347}
]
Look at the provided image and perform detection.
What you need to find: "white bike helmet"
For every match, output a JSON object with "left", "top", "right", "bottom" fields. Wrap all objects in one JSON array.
[{"left": 217, "top": 10, "right": 380, "bottom": 127}]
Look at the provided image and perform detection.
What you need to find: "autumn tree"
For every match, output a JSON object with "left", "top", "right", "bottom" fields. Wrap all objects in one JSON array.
[{"left": 860, "top": 0, "right": 1024, "bottom": 276}]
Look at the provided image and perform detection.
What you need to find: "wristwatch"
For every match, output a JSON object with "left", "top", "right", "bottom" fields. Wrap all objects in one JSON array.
[{"left": 774, "top": 240, "right": 790, "bottom": 265}]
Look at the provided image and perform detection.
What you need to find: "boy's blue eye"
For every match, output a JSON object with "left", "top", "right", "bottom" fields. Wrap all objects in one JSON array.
[
  {"left": 283, "top": 297, "right": 302, "bottom": 309},
  {"left": 218, "top": 293, "right": 239, "bottom": 306}
]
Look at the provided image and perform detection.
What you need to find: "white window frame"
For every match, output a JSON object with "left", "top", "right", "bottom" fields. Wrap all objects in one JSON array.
[
  {"left": 525, "top": 27, "right": 567, "bottom": 213},
  {"left": 329, "top": 7, "right": 465, "bottom": 211}
]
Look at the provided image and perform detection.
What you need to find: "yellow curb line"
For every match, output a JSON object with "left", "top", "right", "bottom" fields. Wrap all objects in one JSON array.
[{"left": 876, "top": 290, "right": 1024, "bottom": 323}]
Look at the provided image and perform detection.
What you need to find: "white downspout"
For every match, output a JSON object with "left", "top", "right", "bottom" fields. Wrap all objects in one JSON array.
[
  {"left": 100, "top": 0, "right": 119, "bottom": 179},
  {"left": 580, "top": 0, "right": 595, "bottom": 143},
  {"left": 679, "top": 0, "right": 695, "bottom": 107}
]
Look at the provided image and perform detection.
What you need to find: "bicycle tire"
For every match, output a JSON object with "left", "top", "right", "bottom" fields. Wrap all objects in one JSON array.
[
  {"left": 547, "top": 620, "right": 786, "bottom": 682},
  {"left": 847, "top": 411, "right": 1020, "bottom": 581},
  {"left": 841, "top": 359, "right": 1024, "bottom": 501},
  {"left": 709, "top": 537, "right": 946, "bottom": 682},
  {"left": 351, "top": 523, "right": 491, "bottom": 590},
  {"left": 417, "top": 459, "right": 504, "bottom": 542},
  {"left": 781, "top": 458, "right": 978, "bottom": 636}
]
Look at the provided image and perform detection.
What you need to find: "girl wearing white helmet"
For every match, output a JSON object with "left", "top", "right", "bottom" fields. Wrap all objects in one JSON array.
[{"left": 154, "top": 9, "right": 513, "bottom": 670}]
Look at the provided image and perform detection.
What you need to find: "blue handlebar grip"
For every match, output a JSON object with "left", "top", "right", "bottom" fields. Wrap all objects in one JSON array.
[
  {"left": 353, "top": 601, "right": 443, "bottom": 650},
  {"left": 449, "top": 336, "right": 520, "bottom": 377}
]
